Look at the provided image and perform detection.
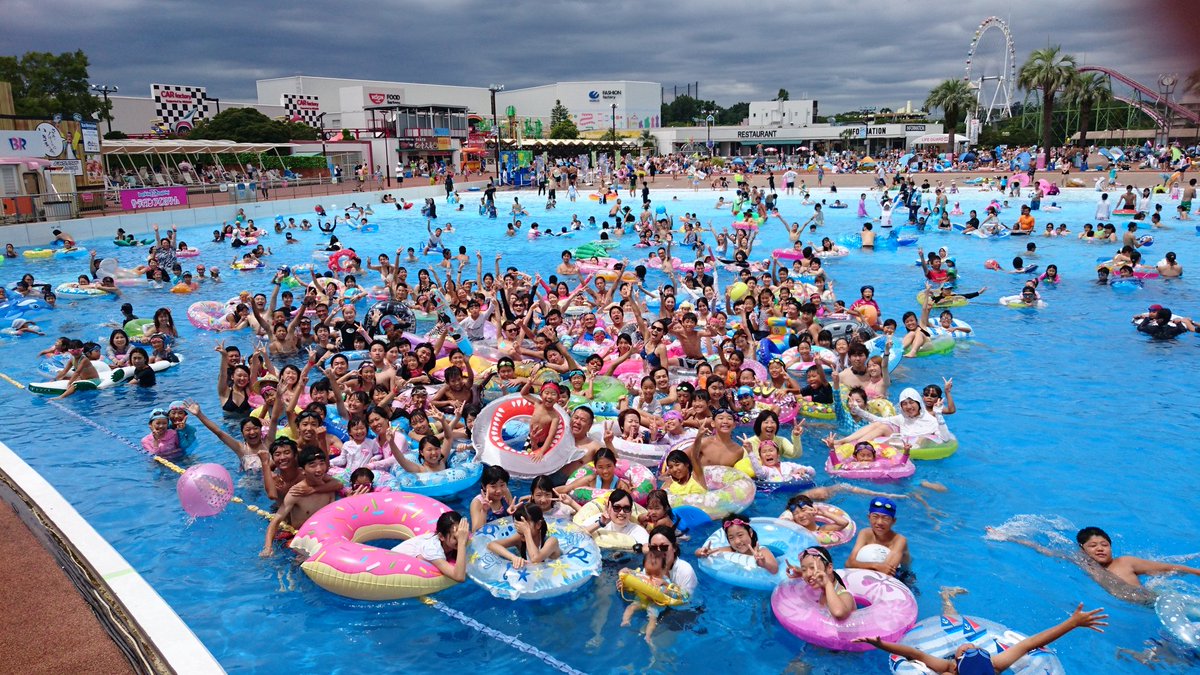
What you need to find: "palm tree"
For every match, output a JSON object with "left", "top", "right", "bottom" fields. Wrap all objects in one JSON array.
[
  {"left": 1065, "top": 72, "right": 1111, "bottom": 148},
  {"left": 924, "top": 79, "right": 975, "bottom": 155},
  {"left": 1018, "top": 46, "right": 1078, "bottom": 152}
]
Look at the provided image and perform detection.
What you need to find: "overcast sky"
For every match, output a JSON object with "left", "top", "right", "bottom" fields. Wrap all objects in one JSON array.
[{"left": 7, "top": 0, "right": 1198, "bottom": 113}]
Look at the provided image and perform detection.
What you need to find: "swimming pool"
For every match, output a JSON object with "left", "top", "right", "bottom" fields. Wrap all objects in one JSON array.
[{"left": 1, "top": 182, "right": 1197, "bottom": 674}]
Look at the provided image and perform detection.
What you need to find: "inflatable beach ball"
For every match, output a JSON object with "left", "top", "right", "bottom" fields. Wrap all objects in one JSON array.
[{"left": 177, "top": 463, "right": 234, "bottom": 518}]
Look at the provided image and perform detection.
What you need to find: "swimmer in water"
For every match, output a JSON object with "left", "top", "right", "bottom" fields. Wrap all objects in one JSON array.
[{"left": 987, "top": 525, "right": 1200, "bottom": 604}]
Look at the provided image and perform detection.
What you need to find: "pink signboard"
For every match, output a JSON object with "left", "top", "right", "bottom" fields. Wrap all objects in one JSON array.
[{"left": 120, "top": 186, "right": 189, "bottom": 210}]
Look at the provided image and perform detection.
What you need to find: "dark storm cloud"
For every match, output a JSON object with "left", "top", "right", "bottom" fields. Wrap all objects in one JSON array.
[{"left": 6, "top": 0, "right": 1191, "bottom": 112}]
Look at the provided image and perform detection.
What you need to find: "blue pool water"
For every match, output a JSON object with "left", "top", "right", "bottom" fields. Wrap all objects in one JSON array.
[{"left": 1, "top": 183, "right": 1198, "bottom": 674}]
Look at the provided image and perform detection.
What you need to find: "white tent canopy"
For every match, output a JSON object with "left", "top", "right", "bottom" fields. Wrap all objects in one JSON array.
[{"left": 912, "top": 134, "right": 968, "bottom": 145}]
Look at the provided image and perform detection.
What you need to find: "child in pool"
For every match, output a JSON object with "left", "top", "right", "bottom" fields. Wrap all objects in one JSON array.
[
  {"left": 637, "top": 489, "right": 676, "bottom": 531},
  {"left": 486, "top": 503, "right": 561, "bottom": 570},
  {"left": 141, "top": 408, "right": 181, "bottom": 458},
  {"left": 390, "top": 511, "right": 470, "bottom": 582},
  {"left": 782, "top": 494, "right": 853, "bottom": 539},
  {"left": 846, "top": 497, "right": 909, "bottom": 578},
  {"left": 785, "top": 545, "right": 855, "bottom": 619},
  {"left": 557, "top": 446, "right": 631, "bottom": 497},
  {"left": 745, "top": 438, "right": 815, "bottom": 483},
  {"left": 389, "top": 406, "right": 465, "bottom": 475},
  {"left": 470, "top": 464, "right": 514, "bottom": 531},
  {"left": 520, "top": 380, "right": 564, "bottom": 461},
  {"left": 621, "top": 548, "right": 670, "bottom": 641},
  {"left": 855, "top": 602, "right": 1108, "bottom": 674},
  {"left": 332, "top": 415, "right": 383, "bottom": 473},
  {"left": 344, "top": 467, "right": 379, "bottom": 495},
  {"left": 659, "top": 449, "right": 707, "bottom": 495},
  {"left": 167, "top": 401, "right": 196, "bottom": 451},
  {"left": 696, "top": 516, "right": 779, "bottom": 574},
  {"left": 514, "top": 475, "right": 579, "bottom": 520}
]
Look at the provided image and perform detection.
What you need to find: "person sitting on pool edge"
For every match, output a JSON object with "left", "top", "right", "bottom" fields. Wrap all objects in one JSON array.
[
  {"left": 846, "top": 497, "right": 909, "bottom": 579},
  {"left": 854, "top": 602, "right": 1108, "bottom": 673}
]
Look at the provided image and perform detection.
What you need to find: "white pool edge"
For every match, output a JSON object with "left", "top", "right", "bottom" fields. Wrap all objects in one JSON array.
[{"left": 0, "top": 440, "right": 224, "bottom": 674}]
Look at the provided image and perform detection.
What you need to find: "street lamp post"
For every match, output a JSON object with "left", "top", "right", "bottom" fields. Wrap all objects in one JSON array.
[
  {"left": 90, "top": 84, "right": 118, "bottom": 134},
  {"left": 316, "top": 112, "right": 328, "bottom": 181},
  {"left": 489, "top": 84, "right": 504, "bottom": 184},
  {"left": 611, "top": 103, "right": 618, "bottom": 166},
  {"left": 1158, "top": 74, "right": 1178, "bottom": 147},
  {"left": 384, "top": 111, "right": 396, "bottom": 188},
  {"left": 705, "top": 113, "right": 715, "bottom": 157}
]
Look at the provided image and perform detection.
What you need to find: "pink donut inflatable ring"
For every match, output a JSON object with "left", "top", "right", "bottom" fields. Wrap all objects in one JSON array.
[
  {"left": 774, "top": 248, "right": 807, "bottom": 261},
  {"left": 825, "top": 441, "right": 916, "bottom": 481},
  {"left": 772, "top": 568, "right": 917, "bottom": 651},
  {"left": 289, "top": 491, "right": 456, "bottom": 601},
  {"left": 471, "top": 394, "right": 577, "bottom": 480}
]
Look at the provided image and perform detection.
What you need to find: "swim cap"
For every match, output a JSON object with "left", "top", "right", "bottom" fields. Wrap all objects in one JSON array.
[
  {"left": 663, "top": 410, "right": 683, "bottom": 421},
  {"left": 148, "top": 408, "right": 169, "bottom": 422},
  {"left": 868, "top": 498, "right": 897, "bottom": 518},
  {"left": 898, "top": 388, "right": 921, "bottom": 405},
  {"left": 736, "top": 386, "right": 754, "bottom": 398},
  {"left": 168, "top": 400, "right": 187, "bottom": 411},
  {"left": 955, "top": 648, "right": 994, "bottom": 675}
]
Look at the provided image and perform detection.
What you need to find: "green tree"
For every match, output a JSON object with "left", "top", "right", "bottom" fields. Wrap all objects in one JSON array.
[
  {"left": 1018, "top": 46, "right": 1078, "bottom": 151},
  {"left": 187, "top": 107, "right": 299, "bottom": 143},
  {"left": 0, "top": 50, "right": 108, "bottom": 121},
  {"left": 719, "top": 102, "right": 749, "bottom": 125},
  {"left": 548, "top": 99, "right": 578, "bottom": 138},
  {"left": 775, "top": 88, "right": 790, "bottom": 101},
  {"left": 660, "top": 95, "right": 719, "bottom": 126},
  {"left": 925, "top": 79, "right": 976, "bottom": 154},
  {"left": 550, "top": 99, "right": 571, "bottom": 127},
  {"left": 550, "top": 119, "right": 579, "bottom": 139},
  {"left": 1064, "top": 72, "right": 1111, "bottom": 147}
]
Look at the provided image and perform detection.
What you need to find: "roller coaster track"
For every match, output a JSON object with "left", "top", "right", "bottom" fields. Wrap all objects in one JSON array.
[
  {"left": 1079, "top": 65, "right": 1200, "bottom": 125},
  {"left": 1111, "top": 94, "right": 1168, "bottom": 128}
]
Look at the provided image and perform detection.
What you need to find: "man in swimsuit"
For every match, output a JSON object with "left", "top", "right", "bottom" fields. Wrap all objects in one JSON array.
[
  {"left": 1177, "top": 178, "right": 1194, "bottom": 221},
  {"left": 260, "top": 447, "right": 337, "bottom": 556},
  {"left": 989, "top": 524, "right": 1200, "bottom": 604},
  {"left": 561, "top": 406, "right": 602, "bottom": 475},
  {"left": 837, "top": 343, "right": 871, "bottom": 389},
  {"left": 690, "top": 409, "right": 746, "bottom": 473}
]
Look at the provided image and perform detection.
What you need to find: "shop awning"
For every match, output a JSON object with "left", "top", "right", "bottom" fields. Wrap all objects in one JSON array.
[{"left": 102, "top": 139, "right": 299, "bottom": 155}]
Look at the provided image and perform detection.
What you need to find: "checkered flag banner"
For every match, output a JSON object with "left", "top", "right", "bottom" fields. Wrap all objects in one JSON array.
[
  {"left": 151, "top": 84, "right": 209, "bottom": 133},
  {"left": 282, "top": 94, "right": 322, "bottom": 126}
]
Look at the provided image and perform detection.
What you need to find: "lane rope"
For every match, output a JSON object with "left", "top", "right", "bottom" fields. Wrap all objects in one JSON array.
[{"left": 419, "top": 596, "right": 590, "bottom": 675}]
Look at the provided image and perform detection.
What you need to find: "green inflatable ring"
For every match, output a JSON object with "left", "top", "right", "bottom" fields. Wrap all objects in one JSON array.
[
  {"left": 123, "top": 318, "right": 154, "bottom": 339},
  {"left": 909, "top": 436, "right": 959, "bottom": 460}
]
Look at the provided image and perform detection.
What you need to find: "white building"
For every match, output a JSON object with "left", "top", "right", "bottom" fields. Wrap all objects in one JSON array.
[
  {"left": 497, "top": 81, "right": 662, "bottom": 131},
  {"left": 652, "top": 121, "right": 942, "bottom": 156},
  {"left": 747, "top": 99, "right": 817, "bottom": 127}
]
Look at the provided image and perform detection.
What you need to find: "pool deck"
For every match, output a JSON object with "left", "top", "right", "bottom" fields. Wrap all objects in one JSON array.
[
  {"left": 0, "top": 503, "right": 134, "bottom": 674},
  {"left": 0, "top": 441, "right": 224, "bottom": 674}
]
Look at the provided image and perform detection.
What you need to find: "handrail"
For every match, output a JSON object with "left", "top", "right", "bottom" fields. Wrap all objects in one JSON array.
[{"left": 1078, "top": 65, "right": 1200, "bottom": 125}]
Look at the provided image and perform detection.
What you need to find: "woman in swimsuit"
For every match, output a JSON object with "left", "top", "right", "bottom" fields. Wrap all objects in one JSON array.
[{"left": 216, "top": 341, "right": 254, "bottom": 416}]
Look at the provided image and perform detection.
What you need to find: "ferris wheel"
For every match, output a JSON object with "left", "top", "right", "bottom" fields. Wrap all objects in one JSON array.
[{"left": 963, "top": 16, "right": 1016, "bottom": 124}]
